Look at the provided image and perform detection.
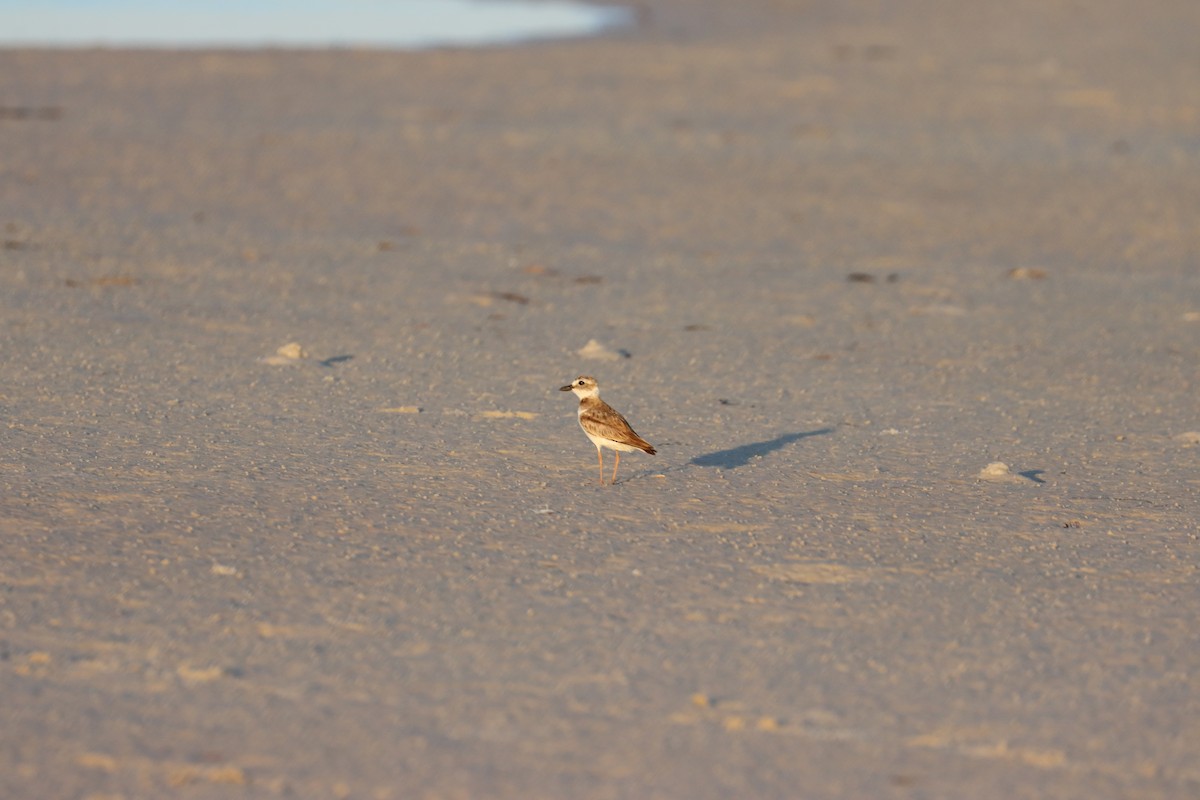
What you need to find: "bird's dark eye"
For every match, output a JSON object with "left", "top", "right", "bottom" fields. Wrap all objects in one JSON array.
[{"left": 578, "top": 380, "right": 585, "bottom": 385}]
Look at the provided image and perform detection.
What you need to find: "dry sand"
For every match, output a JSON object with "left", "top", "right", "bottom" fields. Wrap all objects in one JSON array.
[{"left": 2, "top": 0, "right": 1199, "bottom": 796}]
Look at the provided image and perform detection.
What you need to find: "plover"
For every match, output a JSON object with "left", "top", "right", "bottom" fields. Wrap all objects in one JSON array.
[{"left": 560, "top": 375, "right": 656, "bottom": 485}]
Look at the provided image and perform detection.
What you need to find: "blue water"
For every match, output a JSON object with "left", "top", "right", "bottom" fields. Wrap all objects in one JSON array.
[{"left": 0, "top": 0, "right": 631, "bottom": 49}]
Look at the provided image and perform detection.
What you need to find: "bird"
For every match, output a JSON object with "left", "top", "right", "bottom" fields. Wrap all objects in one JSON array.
[{"left": 560, "top": 375, "right": 656, "bottom": 485}]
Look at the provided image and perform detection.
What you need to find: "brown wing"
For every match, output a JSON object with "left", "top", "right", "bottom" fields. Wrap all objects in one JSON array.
[{"left": 581, "top": 401, "right": 656, "bottom": 454}]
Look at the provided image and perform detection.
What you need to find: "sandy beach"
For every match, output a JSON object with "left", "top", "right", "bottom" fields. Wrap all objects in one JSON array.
[{"left": 2, "top": 0, "right": 1198, "bottom": 796}]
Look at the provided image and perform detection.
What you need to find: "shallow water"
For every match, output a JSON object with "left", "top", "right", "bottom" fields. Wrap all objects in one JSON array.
[{"left": 0, "top": 0, "right": 631, "bottom": 49}]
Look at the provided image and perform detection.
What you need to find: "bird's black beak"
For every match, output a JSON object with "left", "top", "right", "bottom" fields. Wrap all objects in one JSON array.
[{"left": 559, "top": 384, "right": 573, "bottom": 391}]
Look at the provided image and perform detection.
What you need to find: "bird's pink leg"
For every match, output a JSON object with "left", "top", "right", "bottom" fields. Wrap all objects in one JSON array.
[
  {"left": 612, "top": 451, "right": 620, "bottom": 484},
  {"left": 596, "top": 447, "right": 605, "bottom": 485}
]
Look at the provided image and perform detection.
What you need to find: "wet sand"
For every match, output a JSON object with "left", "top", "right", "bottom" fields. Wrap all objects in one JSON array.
[{"left": 2, "top": 0, "right": 1199, "bottom": 796}]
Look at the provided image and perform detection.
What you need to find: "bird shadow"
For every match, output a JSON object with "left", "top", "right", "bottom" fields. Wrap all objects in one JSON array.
[
  {"left": 690, "top": 428, "right": 834, "bottom": 469},
  {"left": 1018, "top": 469, "right": 1046, "bottom": 484}
]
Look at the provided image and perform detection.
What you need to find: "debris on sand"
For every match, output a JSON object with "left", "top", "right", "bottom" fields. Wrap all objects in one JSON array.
[
  {"left": 1173, "top": 431, "right": 1200, "bottom": 446},
  {"left": 490, "top": 290, "right": 530, "bottom": 305},
  {"left": 978, "top": 462, "right": 1015, "bottom": 481},
  {"left": 259, "top": 342, "right": 308, "bottom": 365},
  {"left": 577, "top": 338, "right": 629, "bottom": 361},
  {"left": 846, "top": 271, "right": 899, "bottom": 284},
  {"left": 979, "top": 462, "right": 1047, "bottom": 483},
  {"left": 477, "top": 410, "right": 538, "bottom": 420},
  {"left": 1007, "top": 267, "right": 1048, "bottom": 280}
]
